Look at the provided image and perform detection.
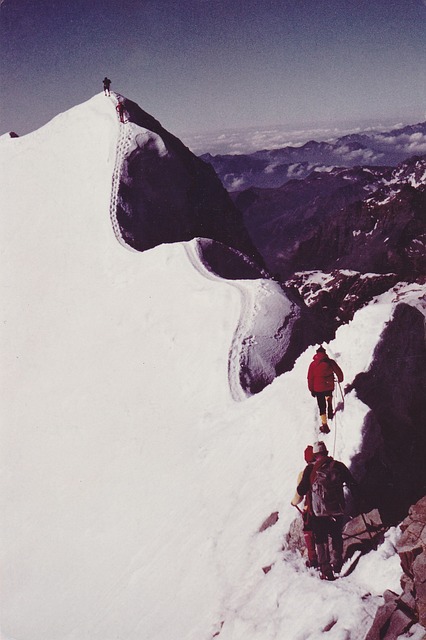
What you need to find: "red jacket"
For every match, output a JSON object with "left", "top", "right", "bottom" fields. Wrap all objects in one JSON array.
[{"left": 307, "top": 353, "right": 343, "bottom": 393}]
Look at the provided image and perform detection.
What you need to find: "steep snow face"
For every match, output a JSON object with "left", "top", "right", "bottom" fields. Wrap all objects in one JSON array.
[
  {"left": 0, "top": 94, "right": 405, "bottom": 640},
  {"left": 350, "top": 299, "right": 426, "bottom": 524},
  {"left": 112, "top": 95, "right": 263, "bottom": 266}
]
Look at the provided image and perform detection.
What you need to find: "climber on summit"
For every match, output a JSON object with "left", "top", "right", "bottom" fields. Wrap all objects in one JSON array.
[
  {"left": 291, "top": 445, "right": 318, "bottom": 568},
  {"left": 103, "top": 77, "right": 111, "bottom": 96},
  {"left": 307, "top": 346, "right": 343, "bottom": 434}
]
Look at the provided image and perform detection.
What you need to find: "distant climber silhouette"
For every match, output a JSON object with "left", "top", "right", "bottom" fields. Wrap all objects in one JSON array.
[
  {"left": 307, "top": 346, "right": 343, "bottom": 434},
  {"left": 103, "top": 77, "right": 111, "bottom": 96}
]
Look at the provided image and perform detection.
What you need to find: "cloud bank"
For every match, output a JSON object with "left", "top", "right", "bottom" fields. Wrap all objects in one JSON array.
[
  {"left": 375, "top": 131, "right": 426, "bottom": 156},
  {"left": 181, "top": 121, "right": 426, "bottom": 159},
  {"left": 181, "top": 121, "right": 417, "bottom": 156}
]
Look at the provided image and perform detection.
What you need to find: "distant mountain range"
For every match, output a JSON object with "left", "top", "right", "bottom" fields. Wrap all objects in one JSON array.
[
  {"left": 201, "top": 121, "right": 426, "bottom": 190},
  {"left": 232, "top": 155, "right": 426, "bottom": 285}
]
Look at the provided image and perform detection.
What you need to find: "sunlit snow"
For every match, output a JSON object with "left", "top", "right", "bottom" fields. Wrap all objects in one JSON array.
[{"left": 0, "top": 94, "right": 416, "bottom": 640}]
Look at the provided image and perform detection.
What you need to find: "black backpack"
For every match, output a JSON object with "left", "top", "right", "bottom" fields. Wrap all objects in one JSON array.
[{"left": 310, "top": 458, "right": 345, "bottom": 517}]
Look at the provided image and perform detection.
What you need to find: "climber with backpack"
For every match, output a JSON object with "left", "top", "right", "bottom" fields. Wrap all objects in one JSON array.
[
  {"left": 307, "top": 345, "right": 344, "bottom": 434},
  {"left": 296, "top": 441, "right": 358, "bottom": 581},
  {"left": 291, "top": 445, "right": 318, "bottom": 568}
]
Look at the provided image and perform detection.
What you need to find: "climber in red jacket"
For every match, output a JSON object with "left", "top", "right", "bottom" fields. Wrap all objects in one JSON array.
[
  {"left": 116, "top": 100, "right": 126, "bottom": 123},
  {"left": 307, "top": 346, "right": 343, "bottom": 434}
]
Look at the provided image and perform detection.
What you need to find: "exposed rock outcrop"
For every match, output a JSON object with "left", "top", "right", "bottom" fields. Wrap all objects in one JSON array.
[
  {"left": 286, "top": 509, "right": 386, "bottom": 569},
  {"left": 287, "top": 500, "right": 426, "bottom": 638},
  {"left": 397, "top": 497, "right": 426, "bottom": 628},
  {"left": 365, "top": 496, "right": 426, "bottom": 640},
  {"left": 285, "top": 270, "right": 400, "bottom": 333},
  {"left": 297, "top": 181, "right": 426, "bottom": 279},
  {"left": 365, "top": 589, "right": 415, "bottom": 640},
  {"left": 233, "top": 166, "right": 388, "bottom": 280},
  {"left": 229, "top": 157, "right": 426, "bottom": 282}
]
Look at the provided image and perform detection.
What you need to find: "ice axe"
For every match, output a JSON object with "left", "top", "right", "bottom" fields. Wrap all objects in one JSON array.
[{"left": 292, "top": 504, "right": 304, "bottom": 516}]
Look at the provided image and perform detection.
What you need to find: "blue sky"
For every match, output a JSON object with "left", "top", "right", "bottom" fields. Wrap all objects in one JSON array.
[{"left": 1, "top": 0, "right": 425, "bottom": 150}]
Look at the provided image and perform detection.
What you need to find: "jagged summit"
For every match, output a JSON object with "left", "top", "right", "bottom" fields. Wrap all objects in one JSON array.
[{"left": 1, "top": 92, "right": 264, "bottom": 271}]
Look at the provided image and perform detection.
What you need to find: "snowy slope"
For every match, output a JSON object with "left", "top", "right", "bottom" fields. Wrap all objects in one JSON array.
[{"left": 0, "top": 94, "right": 408, "bottom": 640}]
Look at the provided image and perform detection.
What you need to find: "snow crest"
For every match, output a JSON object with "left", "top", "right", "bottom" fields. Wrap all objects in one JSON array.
[
  {"left": 0, "top": 94, "right": 405, "bottom": 640},
  {"left": 184, "top": 240, "right": 297, "bottom": 401}
]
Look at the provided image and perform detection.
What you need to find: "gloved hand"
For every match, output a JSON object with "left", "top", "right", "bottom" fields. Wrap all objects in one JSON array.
[{"left": 311, "top": 392, "right": 316, "bottom": 397}]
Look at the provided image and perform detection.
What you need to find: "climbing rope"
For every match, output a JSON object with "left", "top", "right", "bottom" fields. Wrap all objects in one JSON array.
[
  {"left": 332, "top": 396, "right": 338, "bottom": 458},
  {"left": 331, "top": 374, "right": 344, "bottom": 457}
]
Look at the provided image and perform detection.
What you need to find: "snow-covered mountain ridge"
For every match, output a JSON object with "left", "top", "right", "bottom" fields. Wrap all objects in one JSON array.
[{"left": 1, "top": 94, "right": 425, "bottom": 639}]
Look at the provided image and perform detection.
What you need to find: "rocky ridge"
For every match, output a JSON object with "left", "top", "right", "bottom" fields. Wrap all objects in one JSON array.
[
  {"left": 234, "top": 156, "right": 426, "bottom": 284},
  {"left": 366, "top": 496, "right": 426, "bottom": 640},
  {"left": 284, "top": 270, "right": 400, "bottom": 332}
]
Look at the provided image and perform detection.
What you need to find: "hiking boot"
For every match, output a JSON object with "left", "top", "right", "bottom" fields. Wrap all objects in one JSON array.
[
  {"left": 320, "top": 564, "right": 335, "bottom": 581},
  {"left": 320, "top": 570, "right": 335, "bottom": 581},
  {"left": 306, "top": 559, "right": 319, "bottom": 569},
  {"left": 320, "top": 423, "right": 330, "bottom": 434}
]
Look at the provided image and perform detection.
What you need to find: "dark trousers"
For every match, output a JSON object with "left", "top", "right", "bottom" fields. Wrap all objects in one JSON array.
[
  {"left": 302, "top": 511, "right": 318, "bottom": 565},
  {"left": 314, "top": 391, "right": 333, "bottom": 416},
  {"left": 312, "top": 515, "right": 344, "bottom": 572},
  {"left": 303, "top": 530, "right": 318, "bottom": 564}
]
